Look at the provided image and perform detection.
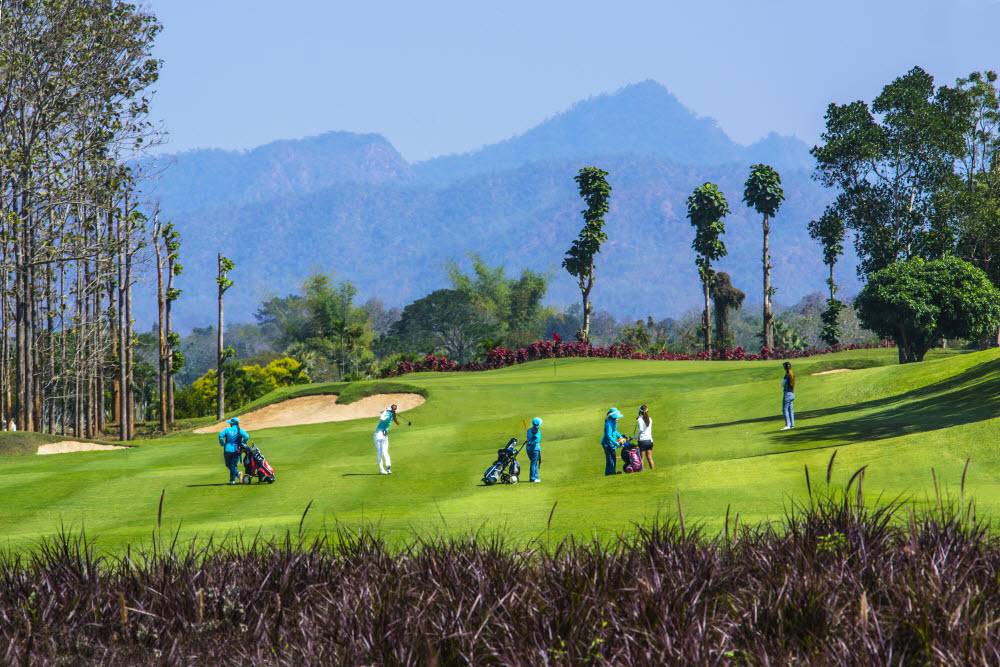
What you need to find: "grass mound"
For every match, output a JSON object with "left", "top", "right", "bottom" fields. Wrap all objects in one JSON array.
[
  {"left": 335, "top": 380, "right": 428, "bottom": 405},
  {"left": 804, "top": 356, "right": 888, "bottom": 374},
  {"left": 2, "top": 487, "right": 995, "bottom": 664},
  {"left": 0, "top": 432, "right": 117, "bottom": 456}
]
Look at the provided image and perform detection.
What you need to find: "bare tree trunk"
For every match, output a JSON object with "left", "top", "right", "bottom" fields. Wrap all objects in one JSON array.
[
  {"left": 75, "top": 260, "right": 83, "bottom": 437},
  {"left": 762, "top": 215, "right": 773, "bottom": 351},
  {"left": 154, "top": 219, "right": 166, "bottom": 433},
  {"left": 217, "top": 253, "right": 225, "bottom": 420},
  {"left": 579, "top": 269, "right": 594, "bottom": 345},
  {"left": 126, "top": 228, "right": 135, "bottom": 440},
  {"left": 117, "top": 211, "right": 127, "bottom": 442},
  {"left": 165, "top": 277, "right": 175, "bottom": 425},
  {"left": 703, "top": 271, "right": 712, "bottom": 359}
]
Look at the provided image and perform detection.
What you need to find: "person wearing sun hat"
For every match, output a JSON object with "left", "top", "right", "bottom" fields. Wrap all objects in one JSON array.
[
  {"left": 601, "top": 407, "right": 625, "bottom": 476},
  {"left": 218, "top": 417, "right": 249, "bottom": 484},
  {"left": 525, "top": 417, "right": 543, "bottom": 482}
]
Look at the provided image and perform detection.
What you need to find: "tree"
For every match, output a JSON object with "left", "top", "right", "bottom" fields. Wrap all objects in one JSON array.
[
  {"left": 687, "top": 183, "right": 731, "bottom": 357},
  {"left": 743, "top": 164, "right": 785, "bottom": 349},
  {"left": 949, "top": 71, "right": 1000, "bottom": 342},
  {"left": 808, "top": 211, "right": 847, "bottom": 346},
  {"left": 216, "top": 254, "right": 235, "bottom": 420},
  {"left": 710, "top": 272, "right": 745, "bottom": 350},
  {"left": 562, "top": 166, "right": 612, "bottom": 344},
  {"left": 388, "top": 289, "right": 498, "bottom": 363},
  {"left": 812, "top": 66, "right": 967, "bottom": 278},
  {"left": 855, "top": 256, "right": 1000, "bottom": 363},
  {"left": 446, "top": 253, "right": 548, "bottom": 347},
  {"left": 163, "top": 223, "right": 183, "bottom": 425}
]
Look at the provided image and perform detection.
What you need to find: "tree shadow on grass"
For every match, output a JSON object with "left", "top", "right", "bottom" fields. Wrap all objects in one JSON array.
[
  {"left": 691, "top": 357, "right": 1000, "bottom": 439},
  {"left": 186, "top": 483, "right": 240, "bottom": 487},
  {"left": 342, "top": 473, "right": 382, "bottom": 477}
]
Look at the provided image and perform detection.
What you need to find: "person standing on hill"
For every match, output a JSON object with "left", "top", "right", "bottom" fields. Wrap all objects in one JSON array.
[
  {"left": 525, "top": 417, "right": 543, "bottom": 482},
  {"left": 218, "top": 417, "right": 249, "bottom": 484},
  {"left": 374, "top": 404, "right": 399, "bottom": 474},
  {"left": 781, "top": 361, "right": 795, "bottom": 430},
  {"left": 636, "top": 405, "right": 654, "bottom": 470},
  {"left": 602, "top": 408, "right": 625, "bottom": 475}
]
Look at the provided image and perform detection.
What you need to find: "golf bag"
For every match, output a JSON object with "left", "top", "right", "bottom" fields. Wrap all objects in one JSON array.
[
  {"left": 240, "top": 441, "right": 275, "bottom": 484},
  {"left": 621, "top": 439, "right": 643, "bottom": 473},
  {"left": 482, "top": 438, "right": 522, "bottom": 485}
]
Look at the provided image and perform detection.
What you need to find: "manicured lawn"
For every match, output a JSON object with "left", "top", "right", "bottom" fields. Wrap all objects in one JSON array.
[{"left": 1, "top": 347, "right": 997, "bottom": 551}]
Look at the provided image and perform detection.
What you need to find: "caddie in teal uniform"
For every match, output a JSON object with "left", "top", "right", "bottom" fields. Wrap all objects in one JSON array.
[{"left": 218, "top": 417, "right": 249, "bottom": 484}]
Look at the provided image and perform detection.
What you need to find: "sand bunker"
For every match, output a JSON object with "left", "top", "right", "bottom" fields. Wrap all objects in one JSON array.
[
  {"left": 194, "top": 393, "right": 425, "bottom": 433},
  {"left": 813, "top": 368, "right": 853, "bottom": 375},
  {"left": 37, "top": 441, "right": 128, "bottom": 455}
]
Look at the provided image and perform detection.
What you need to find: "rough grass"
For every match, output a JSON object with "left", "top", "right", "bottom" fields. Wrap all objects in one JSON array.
[{"left": 3, "top": 483, "right": 999, "bottom": 664}]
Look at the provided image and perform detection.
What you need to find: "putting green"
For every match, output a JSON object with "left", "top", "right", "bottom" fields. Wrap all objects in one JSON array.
[{"left": 1, "top": 347, "right": 997, "bottom": 551}]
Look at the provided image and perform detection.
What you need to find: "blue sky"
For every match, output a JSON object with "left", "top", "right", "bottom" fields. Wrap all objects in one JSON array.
[{"left": 147, "top": 0, "right": 1000, "bottom": 161}]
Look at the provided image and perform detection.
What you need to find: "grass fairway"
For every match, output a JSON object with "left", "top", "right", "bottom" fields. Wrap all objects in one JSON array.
[{"left": 1, "top": 347, "right": 998, "bottom": 551}]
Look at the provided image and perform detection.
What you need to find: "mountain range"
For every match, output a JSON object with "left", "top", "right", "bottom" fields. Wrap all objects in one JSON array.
[{"left": 145, "top": 80, "right": 853, "bottom": 332}]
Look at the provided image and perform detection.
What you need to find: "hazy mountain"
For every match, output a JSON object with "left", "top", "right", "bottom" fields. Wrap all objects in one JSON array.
[
  {"left": 147, "top": 131, "right": 412, "bottom": 211},
  {"left": 413, "top": 81, "right": 814, "bottom": 184},
  {"left": 145, "top": 81, "right": 845, "bottom": 332}
]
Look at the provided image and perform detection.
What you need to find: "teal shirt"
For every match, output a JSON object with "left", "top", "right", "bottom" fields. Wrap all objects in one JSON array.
[
  {"left": 375, "top": 409, "right": 394, "bottom": 434},
  {"left": 601, "top": 418, "right": 623, "bottom": 449},
  {"left": 526, "top": 426, "right": 541, "bottom": 450},
  {"left": 218, "top": 425, "right": 249, "bottom": 453}
]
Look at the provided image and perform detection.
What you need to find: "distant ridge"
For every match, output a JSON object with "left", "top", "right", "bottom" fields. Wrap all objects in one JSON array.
[
  {"left": 149, "top": 131, "right": 411, "bottom": 211},
  {"left": 414, "top": 81, "right": 813, "bottom": 184},
  {"left": 143, "top": 81, "right": 842, "bottom": 332}
]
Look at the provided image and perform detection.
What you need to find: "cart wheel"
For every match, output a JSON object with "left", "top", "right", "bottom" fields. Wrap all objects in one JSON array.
[{"left": 242, "top": 475, "right": 252, "bottom": 485}]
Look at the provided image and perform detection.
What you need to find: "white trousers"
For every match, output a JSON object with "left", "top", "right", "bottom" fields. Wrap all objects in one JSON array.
[{"left": 373, "top": 430, "right": 391, "bottom": 472}]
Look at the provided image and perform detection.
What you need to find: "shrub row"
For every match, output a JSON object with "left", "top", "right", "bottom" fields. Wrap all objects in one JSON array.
[
  {"left": 1, "top": 481, "right": 996, "bottom": 664},
  {"left": 381, "top": 340, "right": 894, "bottom": 378}
]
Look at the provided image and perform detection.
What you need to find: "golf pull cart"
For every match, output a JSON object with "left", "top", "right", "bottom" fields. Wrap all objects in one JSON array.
[
  {"left": 482, "top": 438, "right": 523, "bottom": 485},
  {"left": 240, "top": 440, "right": 276, "bottom": 484}
]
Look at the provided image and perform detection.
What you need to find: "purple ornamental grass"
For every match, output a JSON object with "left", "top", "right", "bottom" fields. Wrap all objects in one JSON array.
[{"left": 3, "top": 465, "right": 1000, "bottom": 664}]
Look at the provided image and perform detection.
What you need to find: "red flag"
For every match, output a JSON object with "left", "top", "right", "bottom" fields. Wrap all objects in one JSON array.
[{"left": 553, "top": 331, "right": 562, "bottom": 342}]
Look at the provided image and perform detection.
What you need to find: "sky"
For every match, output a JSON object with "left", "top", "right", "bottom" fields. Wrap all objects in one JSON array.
[{"left": 146, "top": 0, "right": 1000, "bottom": 162}]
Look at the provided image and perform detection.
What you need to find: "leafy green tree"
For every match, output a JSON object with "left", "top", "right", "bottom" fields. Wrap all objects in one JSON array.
[
  {"left": 855, "top": 256, "right": 1000, "bottom": 363},
  {"left": 446, "top": 253, "right": 548, "bottom": 347},
  {"left": 563, "top": 167, "right": 612, "bottom": 343},
  {"left": 301, "top": 275, "right": 374, "bottom": 380},
  {"left": 809, "top": 211, "right": 847, "bottom": 346},
  {"left": 743, "top": 164, "right": 785, "bottom": 349},
  {"left": 175, "top": 357, "right": 310, "bottom": 418},
  {"left": 950, "top": 71, "right": 1000, "bottom": 341},
  {"left": 812, "top": 66, "right": 968, "bottom": 278},
  {"left": 254, "top": 273, "right": 373, "bottom": 380},
  {"left": 388, "top": 289, "right": 499, "bottom": 363},
  {"left": 687, "top": 182, "right": 731, "bottom": 357}
]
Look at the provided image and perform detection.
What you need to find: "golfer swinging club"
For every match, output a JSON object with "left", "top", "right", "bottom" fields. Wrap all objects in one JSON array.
[{"left": 374, "top": 404, "right": 399, "bottom": 474}]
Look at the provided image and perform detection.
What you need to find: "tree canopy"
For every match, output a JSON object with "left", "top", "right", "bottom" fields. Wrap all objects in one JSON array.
[
  {"left": 563, "top": 166, "right": 612, "bottom": 343},
  {"left": 855, "top": 256, "right": 1000, "bottom": 363},
  {"left": 387, "top": 289, "right": 500, "bottom": 364}
]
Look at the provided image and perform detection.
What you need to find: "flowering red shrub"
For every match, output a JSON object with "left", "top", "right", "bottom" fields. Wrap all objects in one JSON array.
[{"left": 379, "top": 341, "right": 894, "bottom": 378}]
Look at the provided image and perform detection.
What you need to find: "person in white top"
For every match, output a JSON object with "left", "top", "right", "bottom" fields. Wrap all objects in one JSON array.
[{"left": 636, "top": 405, "right": 654, "bottom": 470}]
